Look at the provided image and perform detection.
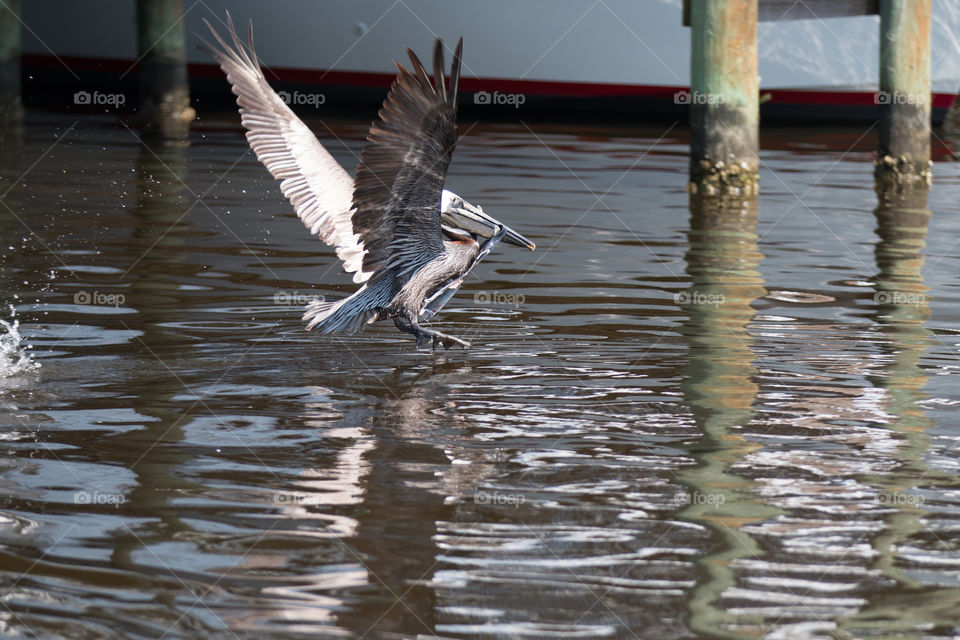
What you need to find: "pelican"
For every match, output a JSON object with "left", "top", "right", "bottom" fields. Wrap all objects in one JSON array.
[{"left": 202, "top": 16, "right": 534, "bottom": 349}]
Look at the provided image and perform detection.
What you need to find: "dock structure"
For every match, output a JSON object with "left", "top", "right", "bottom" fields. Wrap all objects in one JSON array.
[
  {"left": 0, "top": 0, "right": 21, "bottom": 123},
  {"left": 136, "top": 0, "right": 194, "bottom": 140},
  {"left": 684, "top": 0, "right": 933, "bottom": 194},
  {"left": 876, "top": 0, "right": 932, "bottom": 188},
  {"left": 686, "top": 0, "right": 759, "bottom": 196}
]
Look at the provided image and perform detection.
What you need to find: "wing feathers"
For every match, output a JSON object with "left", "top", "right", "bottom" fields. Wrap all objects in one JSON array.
[
  {"left": 449, "top": 40, "right": 462, "bottom": 106},
  {"left": 201, "top": 14, "right": 373, "bottom": 282},
  {"left": 203, "top": 18, "right": 467, "bottom": 286},
  {"left": 350, "top": 38, "right": 465, "bottom": 277},
  {"left": 433, "top": 44, "right": 446, "bottom": 98}
]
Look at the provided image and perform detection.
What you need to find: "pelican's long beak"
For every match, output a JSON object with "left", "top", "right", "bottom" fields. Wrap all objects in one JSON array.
[{"left": 441, "top": 200, "right": 536, "bottom": 250}]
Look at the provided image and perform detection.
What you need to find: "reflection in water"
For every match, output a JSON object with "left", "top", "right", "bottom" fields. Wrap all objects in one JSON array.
[
  {"left": 0, "top": 114, "right": 24, "bottom": 309},
  {"left": 0, "top": 123, "right": 35, "bottom": 379},
  {"left": 842, "top": 183, "right": 960, "bottom": 635},
  {"left": 217, "top": 385, "right": 372, "bottom": 634},
  {"left": 99, "top": 141, "right": 207, "bottom": 633},
  {"left": 683, "top": 181, "right": 954, "bottom": 639},
  {"left": 5, "top": 117, "right": 960, "bottom": 638},
  {"left": 335, "top": 370, "right": 454, "bottom": 637},
  {"left": 0, "top": 112, "right": 21, "bottom": 195},
  {"left": 677, "top": 194, "right": 778, "bottom": 637},
  {"left": 867, "top": 182, "right": 934, "bottom": 590}
]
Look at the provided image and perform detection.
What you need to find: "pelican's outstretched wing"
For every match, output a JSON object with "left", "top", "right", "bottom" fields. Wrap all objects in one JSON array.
[
  {"left": 351, "top": 38, "right": 464, "bottom": 277},
  {"left": 200, "top": 14, "right": 372, "bottom": 282}
]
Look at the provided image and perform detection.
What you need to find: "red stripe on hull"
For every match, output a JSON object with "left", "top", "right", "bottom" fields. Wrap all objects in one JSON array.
[{"left": 21, "top": 53, "right": 957, "bottom": 109}]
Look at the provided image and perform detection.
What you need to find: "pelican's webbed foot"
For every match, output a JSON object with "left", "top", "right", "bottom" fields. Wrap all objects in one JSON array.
[
  {"left": 430, "top": 331, "right": 471, "bottom": 350},
  {"left": 393, "top": 316, "right": 470, "bottom": 350}
]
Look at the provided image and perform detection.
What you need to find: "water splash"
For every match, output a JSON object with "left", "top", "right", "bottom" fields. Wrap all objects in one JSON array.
[{"left": 1, "top": 308, "right": 40, "bottom": 377}]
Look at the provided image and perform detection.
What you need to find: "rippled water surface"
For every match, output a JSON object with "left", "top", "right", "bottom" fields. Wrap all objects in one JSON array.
[{"left": 2, "top": 112, "right": 960, "bottom": 639}]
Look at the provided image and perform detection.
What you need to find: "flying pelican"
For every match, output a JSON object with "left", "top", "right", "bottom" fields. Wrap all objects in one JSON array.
[{"left": 202, "top": 16, "right": 535, "bottom": 349}]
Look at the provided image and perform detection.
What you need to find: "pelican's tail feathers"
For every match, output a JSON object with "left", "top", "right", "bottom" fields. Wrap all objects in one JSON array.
[{"left": 303, "top": 281, "right": 390, "bottom": 334}]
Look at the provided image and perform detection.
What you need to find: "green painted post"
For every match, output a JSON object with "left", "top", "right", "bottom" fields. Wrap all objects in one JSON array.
[
  {"left": 688, "top": 0, "right": 759, "bottom": 196},
  {"left": 876, "top": 0, "right": 931, "bottom": 187},
  {"left": 0, "top": 0, "right": 22, "bottom": 122},
  {"left": 137, "top": 0, "right": 194, "bottom": 140}
]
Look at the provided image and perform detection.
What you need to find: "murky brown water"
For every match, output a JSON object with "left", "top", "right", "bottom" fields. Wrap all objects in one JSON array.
[{"left": 2, "top": 112, "right": 960, "bottom": 639}]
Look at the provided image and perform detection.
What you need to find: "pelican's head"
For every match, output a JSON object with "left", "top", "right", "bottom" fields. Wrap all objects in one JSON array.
[{"left": 440, "top": 190, "right": 535, "bottom": 250}]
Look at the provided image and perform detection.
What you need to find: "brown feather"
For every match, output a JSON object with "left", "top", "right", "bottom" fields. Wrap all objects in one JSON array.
[{"left": 350, "top": 38, "right": 464, "bottom": 277}]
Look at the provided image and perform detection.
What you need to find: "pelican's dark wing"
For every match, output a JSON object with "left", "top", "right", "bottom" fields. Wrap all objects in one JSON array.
[
  {"left": 200, "top": 14, "right": 371, "bottom": 282},
  {"left": 351, "top": 38, "right": 464, "bottom": 276}
]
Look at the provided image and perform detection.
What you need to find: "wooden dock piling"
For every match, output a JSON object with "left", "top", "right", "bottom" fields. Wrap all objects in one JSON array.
[
  {"left": 687, "top": 0, "right": 759, "bottom": 196},
  {"left": 137, "top": 0, "right": 194, "bottom": 140},
  {"left": 683, "top": 1, "right": 935, "bottom": 194},
  {"left": 876, "top": 0, "right": 932, "bottom": 188},
  {"left": 0, "top": 0, "right": 21, "bottom": 123}
]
